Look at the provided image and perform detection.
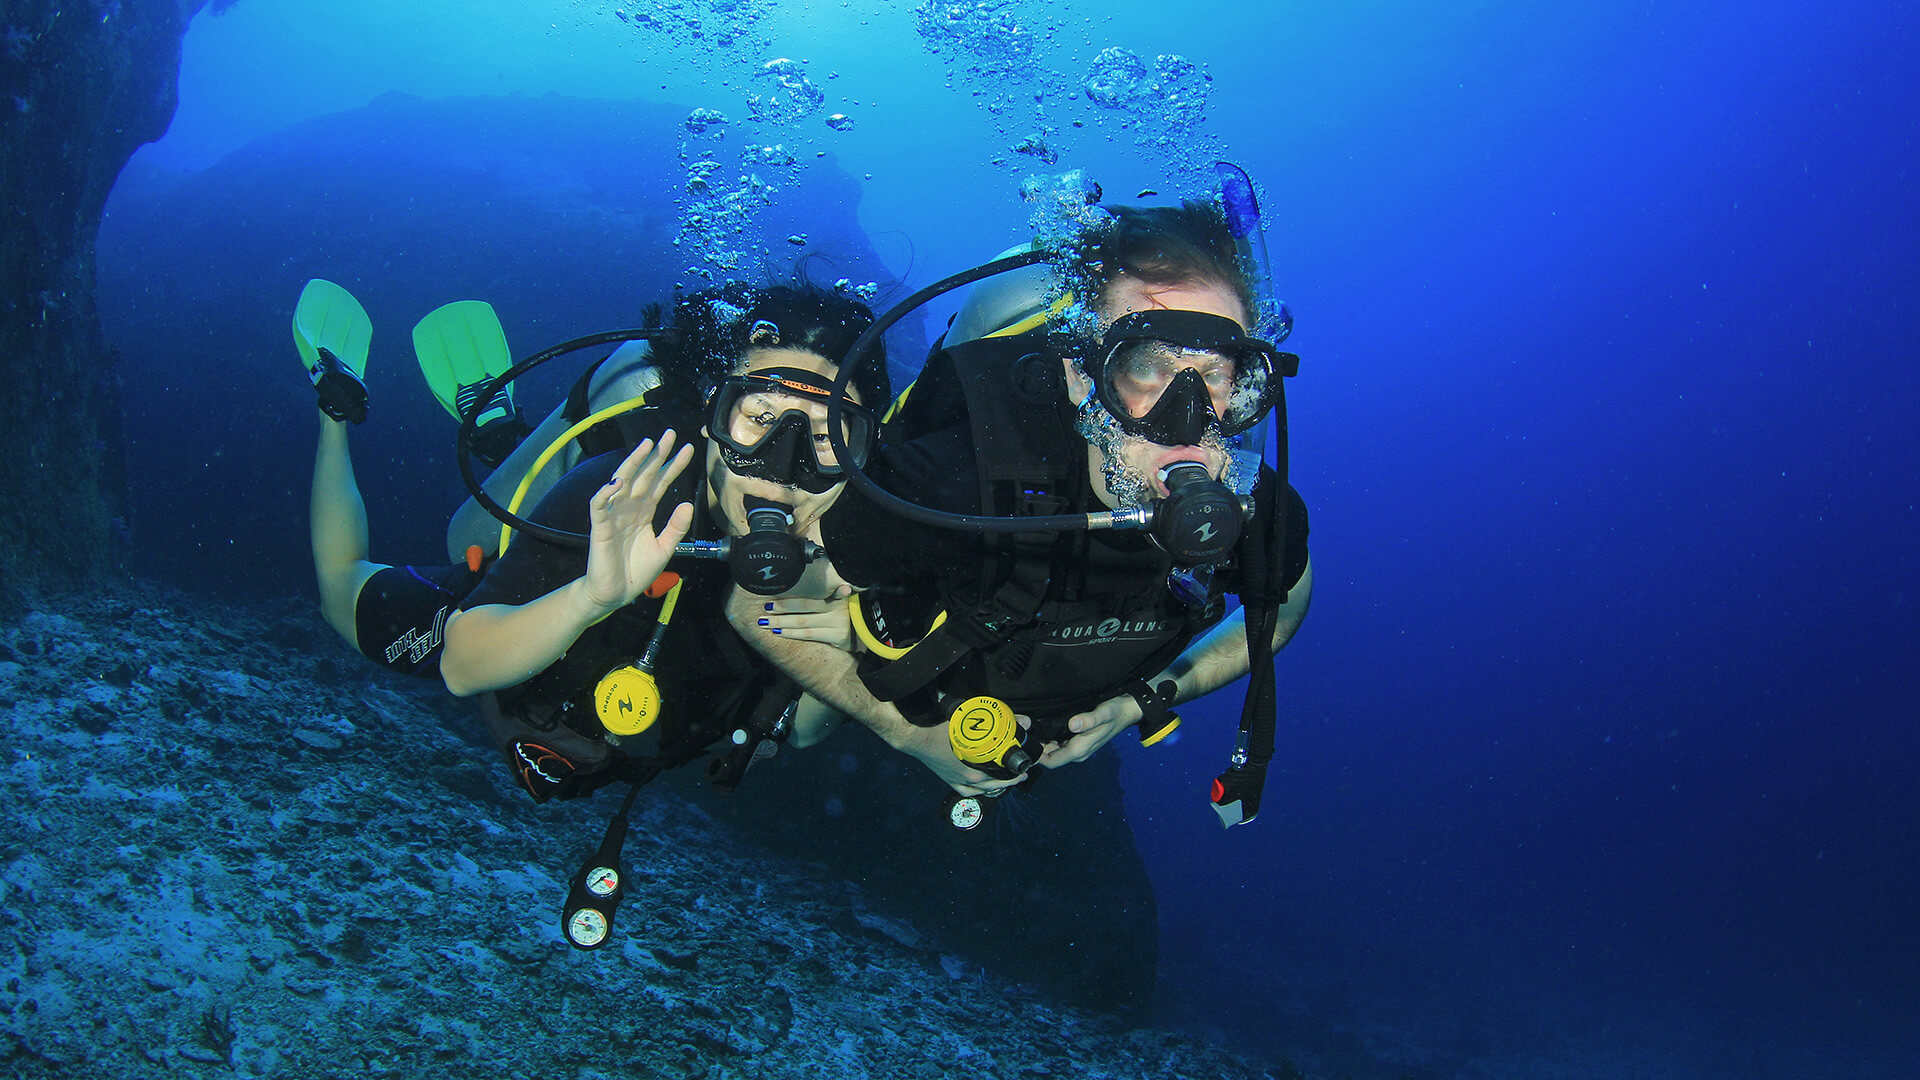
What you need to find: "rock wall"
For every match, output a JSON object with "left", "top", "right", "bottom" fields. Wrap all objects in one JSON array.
[
  {"left": 0, "top": 0, "right": 210, "bottom": 589},
  {"left": 0, "top": 587, "right": 1266, "bottom": 1074}
]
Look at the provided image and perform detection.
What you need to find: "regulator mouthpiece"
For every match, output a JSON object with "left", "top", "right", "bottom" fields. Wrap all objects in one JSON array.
[
  {"left": 732, "top": 497, "right": 809, "bottom": 595},
  {"left": 1152, "top": 463, "right": 1246, "bottom": 564}
]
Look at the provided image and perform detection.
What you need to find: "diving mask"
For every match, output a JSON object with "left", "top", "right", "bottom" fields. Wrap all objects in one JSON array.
[
  {"left": 710, "top": 366, "right": 876, "bottom": 494},
  {"left": 1086, "top": 309, "right": 1294, "bottom": 447}
]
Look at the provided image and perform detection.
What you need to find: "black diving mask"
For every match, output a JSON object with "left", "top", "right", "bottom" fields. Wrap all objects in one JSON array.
[
  {"left": 1087, "top": 309, "right": 1295, "bottom": 447},
  {"left": 710, "top": 367, "right": 876, "bottom": 495}
]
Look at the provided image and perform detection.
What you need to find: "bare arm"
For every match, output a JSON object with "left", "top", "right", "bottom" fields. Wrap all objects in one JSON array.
[
  {"left": 727, "top": 586, "right": 1019, "bottom": 795},
  {"left": 442, "top": 437, "right": 694, "bottom": 696},
  {"left": 1161, "top": 555, "right": 1315, "bottom": 703}
]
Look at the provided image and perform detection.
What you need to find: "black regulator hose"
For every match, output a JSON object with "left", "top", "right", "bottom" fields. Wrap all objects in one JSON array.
[
  {"left": 456, "top": 328, "right": 673, "bottom": 549},
  {"left": 825, "top": 248, "right": 1125, "bottom": 535}
]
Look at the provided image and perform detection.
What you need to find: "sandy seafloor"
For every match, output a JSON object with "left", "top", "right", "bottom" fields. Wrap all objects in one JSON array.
[{"left": 0, "top": 583, "right": 1301, "bottom": 1080}]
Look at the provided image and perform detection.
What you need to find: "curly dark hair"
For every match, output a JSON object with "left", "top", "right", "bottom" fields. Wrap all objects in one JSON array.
[
  {"left": 1070, "top": 200, "right": 1256, "bottom": 324},
  {"left": 651, "top": 279, "right": 891, "bottom": 409}
]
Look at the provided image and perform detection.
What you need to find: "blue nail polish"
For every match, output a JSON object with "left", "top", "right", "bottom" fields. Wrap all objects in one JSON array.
[
  {"left": 757, "top": 618, "right": 769, "bottom": 626},
  {"left": 764, "top": 602, "right": 774, "bottom": 611},
  {"left": 771, "top": 628, "right": 782, "bottom": 635}
]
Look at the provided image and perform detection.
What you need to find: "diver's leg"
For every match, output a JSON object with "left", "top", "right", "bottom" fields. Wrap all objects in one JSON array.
[
  {"left": 789, "top": 694, "right": 846, "bottom": 748},
  {"left": 311, "top": 412, "right": 386, "bottom": 647}
]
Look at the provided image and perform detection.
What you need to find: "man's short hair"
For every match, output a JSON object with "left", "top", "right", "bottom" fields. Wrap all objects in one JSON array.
[{"left": 1074, "top": 200, "right": 1257, "bottom": 325}]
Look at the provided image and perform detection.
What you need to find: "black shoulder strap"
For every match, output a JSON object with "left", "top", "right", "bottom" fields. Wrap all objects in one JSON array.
[
  {"left": 857, "top": 335, "right": 1084, "bottom": 706},
  {"left": 858, "top": 552, "right": 1051, "bottom": 704},
  {"left": 945, "top": 334, "right": 1085, "bottom": 519}
]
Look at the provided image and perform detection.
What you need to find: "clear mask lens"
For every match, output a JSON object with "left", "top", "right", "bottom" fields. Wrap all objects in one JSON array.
[
  {"left": 1097, "top": 339, "right": 1275, "bottom": 443},
  {"left": 709, "top": 373, "right": 875, "bottom": 490}
]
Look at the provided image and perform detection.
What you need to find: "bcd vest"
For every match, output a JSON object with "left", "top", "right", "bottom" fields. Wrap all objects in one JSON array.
[{"left": 854, "top": 333, "right": 1236, "bottom": 736}]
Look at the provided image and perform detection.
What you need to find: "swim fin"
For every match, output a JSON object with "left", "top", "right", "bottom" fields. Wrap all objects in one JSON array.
[
  {"left": 293, "top": 279, "right": 373, "bottom": 424},
  {"left": 412, "top": 300, "right": 529, "bottom": 466}
]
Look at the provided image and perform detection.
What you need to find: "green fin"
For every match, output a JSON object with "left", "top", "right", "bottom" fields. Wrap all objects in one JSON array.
[
  {"left": 293, "top": 279, "right": 372, "bottom": 378},
  {"left": 412, "top": 300, "right": 515, "bottom": 424}
]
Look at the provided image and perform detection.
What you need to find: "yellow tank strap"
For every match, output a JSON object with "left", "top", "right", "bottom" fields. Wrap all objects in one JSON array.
[
  {"left": 982, "top": 290, "right": 1074, "bottom": 339},
  {"left": 850, "top": 596, "right": 947, "bottom": 660},
  {"left": 880, "top": 382, "right": 914, "bottom": 423},
  {"left": 499, "top": 391, "right": 653, "bottom": 555}
]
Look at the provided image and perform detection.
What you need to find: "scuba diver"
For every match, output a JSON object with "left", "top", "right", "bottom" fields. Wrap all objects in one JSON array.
[
  {"left": 439, "top": 280, "right": 892, "bottom": 810},
  {"left": 302, "top": 276, "right": 888, "bottom": 949},
  {"left": 734, "top": 189, "right": 1313, "bottom": 828}
]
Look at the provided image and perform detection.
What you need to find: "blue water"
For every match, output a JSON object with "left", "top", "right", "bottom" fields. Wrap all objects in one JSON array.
[{"left": 123, "top": 1, "right": 1920, "bottom": 1074}]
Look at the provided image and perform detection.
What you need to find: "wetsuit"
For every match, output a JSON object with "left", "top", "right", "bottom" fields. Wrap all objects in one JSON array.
[{"left": 354, "top": 562, "right": 484, "bottom": 678}]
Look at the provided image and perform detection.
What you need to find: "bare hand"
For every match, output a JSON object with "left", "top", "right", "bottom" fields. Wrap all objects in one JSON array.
[
  {"left": 756, "top": 594, "right": 854, "bottom": 649},
  {"left": 582, "top": 434, "right": 696, "bottom": 612},
  {"left": 1038, "top": 692, "right": 1144, "bottom": 769},
  {"left": 892, "top": 722, "right": 1025, "bottom": 797}
]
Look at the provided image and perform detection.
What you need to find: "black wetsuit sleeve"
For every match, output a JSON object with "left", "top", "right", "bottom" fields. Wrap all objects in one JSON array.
[
  {"left": 819, "top": 428, "right": 981, "bottom": 589},
  {"left": 1281, "top": 483, "right": 1310, "bottom": 591},
  {"left": 1224, "top": 467, "right": 1310, "bottom": 597},
  {"left": 459, "top": 451, "right": 624, "bottom": 610}
]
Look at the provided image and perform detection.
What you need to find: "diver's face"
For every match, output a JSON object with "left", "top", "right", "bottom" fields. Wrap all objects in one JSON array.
[
  {"left": 704, "top": 347, "right": 858, "bottom": 537},
  {"left": 1070, "top": 275, "right": 1251, "bottom": 505}
]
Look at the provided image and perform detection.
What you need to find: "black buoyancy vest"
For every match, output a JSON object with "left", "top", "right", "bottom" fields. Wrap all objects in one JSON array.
[
  {"left": 493, "top": 445, "right": 786, "bottom": 759},
  {"left": 858, "top": 333, "right": 1228, "bottom": 728}
]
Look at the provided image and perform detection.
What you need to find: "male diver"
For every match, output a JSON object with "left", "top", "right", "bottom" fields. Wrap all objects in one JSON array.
[{"left": 734, "top": 197, "right": 1312, "bottom": 826}]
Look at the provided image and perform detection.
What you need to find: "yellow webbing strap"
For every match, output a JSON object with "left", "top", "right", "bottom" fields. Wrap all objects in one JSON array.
[{"left": 982, "top": 291, "right": 1074, "bottom": 339}]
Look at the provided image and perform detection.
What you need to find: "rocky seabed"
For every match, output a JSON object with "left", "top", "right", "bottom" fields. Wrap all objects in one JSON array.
[{"left": 0, "top": 587, "right": 1297, "bottom": 1080}]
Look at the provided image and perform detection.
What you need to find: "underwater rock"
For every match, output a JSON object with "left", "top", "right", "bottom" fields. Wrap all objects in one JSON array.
[
  {"left": 1, "top": 583, "right": 1225, "bottom": 1076},
  {"left": 701, "top": 715, "right": 1162, "bottom": 1019},
  {"left": 0, "top": 0, "right": 219, "bottom": 586}
]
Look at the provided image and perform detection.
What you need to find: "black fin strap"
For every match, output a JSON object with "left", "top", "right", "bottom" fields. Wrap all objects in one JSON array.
[{"left": 313, "top": 347, "right": 369, "bottom": 425}]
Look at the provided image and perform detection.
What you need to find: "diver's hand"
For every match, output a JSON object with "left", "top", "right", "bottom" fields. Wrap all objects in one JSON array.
[
  {"left": 583, "top": 434, "right": 695, "bottom": 612},
  {"left": 890, "top": 722, "right": 1023, "bottom": 797},
  {"left": 754, "top": 593, "right": 854, "bottom": 650},
  {"left": 1039, "top": 693, "right": 1144, "bottom": 769}
]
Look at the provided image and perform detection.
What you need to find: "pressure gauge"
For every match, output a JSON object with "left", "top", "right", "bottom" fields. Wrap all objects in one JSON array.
[
  {"left": 583, "top": 866, "right": 620, "bottom": 899},
  {"left": 948, "top": 796, "right": 985, "bottom": 831},
  {"left": 566, "top": 907, "right": 610, "bottom": 949}
]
